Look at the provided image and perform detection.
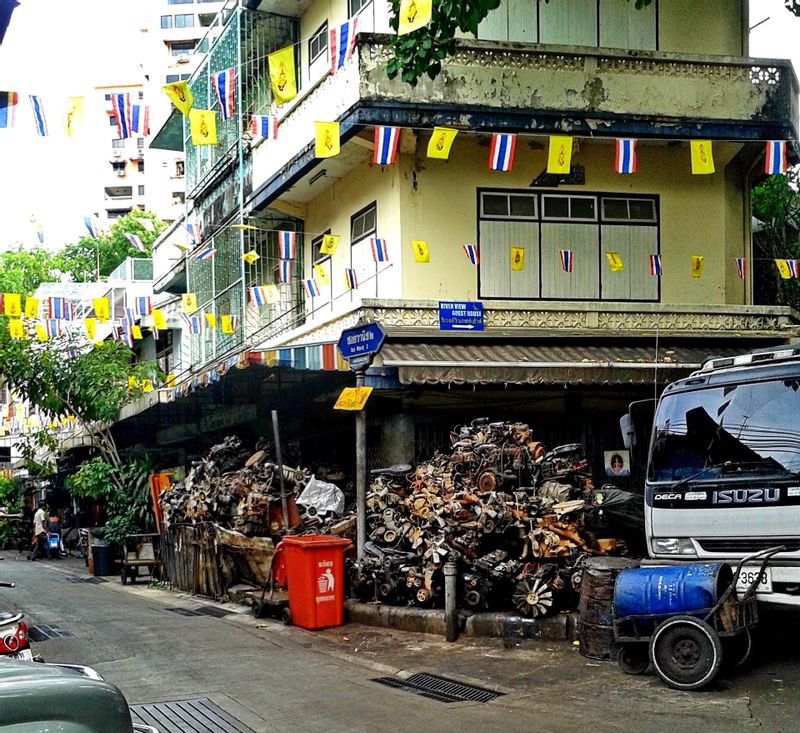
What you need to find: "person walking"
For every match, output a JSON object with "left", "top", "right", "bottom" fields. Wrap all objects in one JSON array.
[{"left": 30, "top": 503, "right": 50, "bottom": 561}]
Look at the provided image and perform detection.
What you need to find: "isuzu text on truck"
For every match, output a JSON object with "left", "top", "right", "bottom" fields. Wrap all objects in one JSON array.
[{"left": 624, "top": 346, "right": 800, "bottom": 606}]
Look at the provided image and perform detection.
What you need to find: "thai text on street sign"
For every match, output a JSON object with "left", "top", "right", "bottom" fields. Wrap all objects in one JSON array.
[
  {"left": 336, "top": 322, "right": 386, "bottom": 363},
  {"left": 334, "top": 387, "right": 373, "bottom": 411}
]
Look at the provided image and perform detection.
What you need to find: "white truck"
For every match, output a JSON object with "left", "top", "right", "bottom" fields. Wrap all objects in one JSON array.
[{"left": 624, "top": 345, "right": 800, "bottom": 606}]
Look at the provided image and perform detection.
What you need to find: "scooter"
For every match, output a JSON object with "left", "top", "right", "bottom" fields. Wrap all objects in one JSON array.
[{"left": 0, "top": 581, "right": 39, "bottom": 662}]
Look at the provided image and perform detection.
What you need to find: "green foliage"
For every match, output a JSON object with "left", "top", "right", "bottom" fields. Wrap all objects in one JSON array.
[
  {"left": 0, "top": 476, "right": 22, "bottom": 548},
  {"left": 752, "top": 169, "right": 800, "bottom": 310},
  {"left": 0, "top": 248, "right": 64, "bottom": 297}
]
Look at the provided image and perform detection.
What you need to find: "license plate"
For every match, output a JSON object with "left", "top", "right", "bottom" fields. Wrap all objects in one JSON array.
[
  {"left": 10, "top": 649, "right": 33, "bottom": 662},
  {"left": 736, "top": 566, "right": 773, "bottom": 594}
]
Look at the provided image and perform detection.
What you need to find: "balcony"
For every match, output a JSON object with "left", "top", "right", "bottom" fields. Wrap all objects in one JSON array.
[{"left": 249, "top": 35, "right": 799, "bottom": 210}]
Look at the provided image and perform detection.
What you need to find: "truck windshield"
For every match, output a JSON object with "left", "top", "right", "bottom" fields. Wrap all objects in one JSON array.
[{"left": 649, "top": 377, "right": 800, "bottom": 482}]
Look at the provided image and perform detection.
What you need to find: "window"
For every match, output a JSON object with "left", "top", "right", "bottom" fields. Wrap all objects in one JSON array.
[
  {"left": 109, "top": 115, "right": 118, "bottom": 126},
  {"left": 137, "top": 137, "right": 145, "bottom": 149},
  {"left": 309, "top": 21, "right": 328, "bottom": 64},
  {"left": 169, "top": 41, "right": 196, "bottom": 56},
  {"left": 111, "top": 138, "right": 125, "bottom": 149},
  {"left": 160, "top": 15, "right": 173, "bottom": 28},
  {"left": 350, "top": 202, "right": 377, "bottom": 242},
  {"left": 172, "top": 191, "right": 186, "bottom": 204},
  {"left": 477, "top": 190, "right": 659, "bottom": 302},
  {"left": 107, "top": 209, "right": 131, "bottom": 220},
  {"left": 349, "top": 0, "right": 372, "bottom": 16},
  {"left": 174, "top": 160, "right": 185, "bottom": 177},
  {"left": 167, "top": 0, "right": 193, "bottom": 4},
  {"left": 174, "top": 13, "right": 194, "bottom": 28},
  {"left": 104, "top": 93, "right": 112, "bottom": 101},
  {"left": 137, "top": 160, "right": 145, "bottom": 173},
  {"left": 138, "top": 91, "right": 144, "bottom": 100},
  {"left": 110, "top": 160, "right": 126, "bottom": 173},
  {"left": 312, "top": 230, "right": 332, "bottom": 264},
  {"left": 138, "top": 185, "right": 146, "bottom": 196}
]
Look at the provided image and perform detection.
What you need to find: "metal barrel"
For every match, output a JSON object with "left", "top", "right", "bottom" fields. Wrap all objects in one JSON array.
[{"left": 578, "top": 557, "right": 640, "bottom": 660}]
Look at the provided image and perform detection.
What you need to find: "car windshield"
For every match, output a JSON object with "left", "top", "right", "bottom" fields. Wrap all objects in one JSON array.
[{"left": 649, "top": 376, "right": 800, "bottom": 482}]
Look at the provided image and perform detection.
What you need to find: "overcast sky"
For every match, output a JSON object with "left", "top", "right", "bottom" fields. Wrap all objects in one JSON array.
[{"left": 0, "top": 0, "right": 798, "bottom": 252}]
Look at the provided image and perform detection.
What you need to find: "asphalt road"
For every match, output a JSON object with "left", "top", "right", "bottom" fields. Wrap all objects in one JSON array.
[{"left": 0, "top": 551, "right": 797, "bottom": 733}]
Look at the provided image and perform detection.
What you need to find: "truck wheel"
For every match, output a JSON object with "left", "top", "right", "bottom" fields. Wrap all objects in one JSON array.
[
  {"left": 649, "top": 615, "right": 722, "bottom": 691},
  {"left": 723, "top": 629, "right": 752, "bottom": 670},
  {"left": 617, "top": 644, "right": 649, "bottom": 675}
]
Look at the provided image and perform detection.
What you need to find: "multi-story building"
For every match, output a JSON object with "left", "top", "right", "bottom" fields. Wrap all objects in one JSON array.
[{"left": 140, "top": 0, "right": 799, "bottom": 476}]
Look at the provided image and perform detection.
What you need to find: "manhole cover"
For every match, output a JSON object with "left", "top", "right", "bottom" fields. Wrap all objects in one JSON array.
[
  {"left": 372, "top": 673, "right": 503, "bottom": 704},
  {"left": 165, "top": 608, "right": 202, "bottom": 617},
  {"left": 131, "top": 697, "right": 255, "bottom": 733},
  {"left": 28, "top": 625, "right": 74, "bottom": 642},
  {"left": 193, "top": 606, "right": 231, "bottom": 618}
]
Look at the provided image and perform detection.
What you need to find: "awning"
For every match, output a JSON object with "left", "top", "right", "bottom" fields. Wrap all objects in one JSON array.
[
  {"left": 377, "top": 343, "right": 746, "bottom": 386},
  {"left": 150, "top": 108, "right": 184, "bottom": 152}
]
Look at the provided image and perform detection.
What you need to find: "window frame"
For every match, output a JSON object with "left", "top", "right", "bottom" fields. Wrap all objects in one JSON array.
[
  {"left": 349, "top": 0, "right": 372, "bottom": 17},
  {"left": 160, "top": 15, "right": 173, "bottom": 28},
  {"left": 309, "top": 21, "right": 329, "bottom": 65},
  {"left": 350, "top": 201, "right": 377, "bottom": 244},
  {"left": 174, "top": 13, "right": 195, "bottom": 28}
]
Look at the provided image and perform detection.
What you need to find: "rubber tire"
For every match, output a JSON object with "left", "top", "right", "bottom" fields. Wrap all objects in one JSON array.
[
  {"left": 649, "top": 615, "right": 723, "bottom": 691},
  {"left": 251, "top": 601, "right": 264, "bottom": 619},
  {"left": 120, "top": 568, "right": 127, "bottom": 585},
  {"left": 281, "top": 607, "right": 292, "bottom": 625},
  {"left": 723, "top": 629, "right": 753, "bottom": 670},
  {"left": 617, "top": 644, "right": 650, "bottom": 675}
]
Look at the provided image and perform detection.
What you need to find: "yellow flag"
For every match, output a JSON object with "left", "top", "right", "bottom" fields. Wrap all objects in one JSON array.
[
  {"left": 84, "top": 317, "right": 96, "bottom": 341},
  {"left": 510, "top": 247, "right": 525, "bottom": 271},
  {"left": 412, "top": 240, "right": 429, "bottom": 263},
  {"left": 162, "top": 81, "right": 193, "bottom": 116},
  {"left": 127, "top": 375, "right": 139, "bottom": 390},
  {"left": 24, "top": 297, "right": 39, "bottom": 319},
  {"left": 606, "top": 252, "right": 624, "bottom": 272},
  {"left": 315, "top": 121, "right": 340, "bottom": 158},
  {"left": 205, "top": 312, "right": 217, "bottom": 330},
  {"left": 166, "top": 374, "right": 176, "bottom": 387},
  {"left": 221, "top": 315, "right": 234, "bottom": 334},
  {"left": 268, "top": 46, "right": 297, "bottom": 105},
  {"left": 8, "top": 320, "right": 25, "bottom": 340},
  {"left": 310, "top": 264, "right": 328, "bottom": 285},
  {"left": 182, "top": 293, "right": 198, "bottom": 313},
  {"left": 264, "top": 284, "right": 279, "bottom": 304},
  {"left": 131, "top": 325, "right": 143, "bottom": 340},
  {"left": 241, "top": 250, "right": 260, "bottom": 264},
  {"left": 93, "top": 297, "right": 110, "bottom": 322},
  {"left": 141, "top": 379, "right": 153, "bottom": 393},
  {"left": 691, "top": 140, "right": 715, "bottom": 174},
  {"left": 34, "top": 324, "right": 48, "bottom": 341},
  {"left": 152, "top": 309, "right": 167, "bottom": 330},
  {"left": 190, "top": 109, "right": 217, "bottom": 146},
  {"left": 427, "top": 127, "right": 458, "bottom": 160},
  {"left": 320, "top": 234, "right": 339, "bottom": 255},
  {"left": 64, "top": 96, "right": 84, "bottom": 137},
  {"left": 173, "top": 243, "right": 189, "bottom": 253},
  {"left": 691, "top": 256, "right": 705, "bottom": 278},
  {"left": 547, "top": 136, "right": 573, "bottom": 174},
  {"left": 3, "top": 294, "right": 21, "bottom": 317},
  {"left": 398, "top": 0, "right": 432, "bottom": 35},
  {"left": 776, "top": 259, "right": 792, "bottom": 279}
]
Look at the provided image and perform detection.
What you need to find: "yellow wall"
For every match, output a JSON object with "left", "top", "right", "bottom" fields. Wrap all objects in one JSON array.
[{"left": 659, "top": 0, "right": 744, "bottom": 56}]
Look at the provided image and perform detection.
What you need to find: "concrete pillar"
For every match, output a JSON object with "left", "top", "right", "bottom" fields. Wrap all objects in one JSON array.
[{"left": 377, "top": 412, "right": 415, "bottom": 466}]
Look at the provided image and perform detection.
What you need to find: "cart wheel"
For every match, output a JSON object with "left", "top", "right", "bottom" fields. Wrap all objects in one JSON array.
[
  {"left": 129, "top": 568, "right": 137, "bottom": 585},
  {"left": 120, "top": 567, "right": 127, "bottom": 585},
  {"left": 251, "top": 600, "right": 264, "bottom": 619},
  {"left": 723, "top": 629, "right": 752, "bottom": 670},
  {"left": 617, "top": 644, "right": 650, "bottom": 675},
  {"left": 281, "top": 607, "right": 292, "bottom": 625},
  {"left": 649, "top": 615, "right": 722, "bottom": 691}
]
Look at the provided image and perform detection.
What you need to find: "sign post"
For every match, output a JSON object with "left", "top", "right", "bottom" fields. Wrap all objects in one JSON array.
[{"left": 336, "top": 322, "right": 386, "bottom": 560}]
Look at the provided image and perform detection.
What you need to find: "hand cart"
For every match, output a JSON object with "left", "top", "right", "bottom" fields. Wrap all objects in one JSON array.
[
  {"left": 120, "top": 533, "right": 161, "bottom": 585},
  {"left": 612, "top": 546, "right": 784, "bottom": 690}
]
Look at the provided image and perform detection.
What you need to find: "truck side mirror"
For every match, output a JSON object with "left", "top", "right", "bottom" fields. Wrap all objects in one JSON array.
[{"left": 620, "top": 413, "right": 636, "bottom": 450}]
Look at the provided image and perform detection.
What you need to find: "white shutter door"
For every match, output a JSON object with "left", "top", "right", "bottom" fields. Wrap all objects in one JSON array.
[
  {"left": 540, "top": 223, "right": 599, "bottom": 299},
  {"left": 599, "top": 0, "right": 656, "bottom": 50},
  {"left": 539, "top": 0, "right": 597, "bottom": 46},
  {"left": 601, "top": 224, "right": 658, "bottom": 300},
  {"left": 479, "top": 220, "right": 540, "bottom": 298}
]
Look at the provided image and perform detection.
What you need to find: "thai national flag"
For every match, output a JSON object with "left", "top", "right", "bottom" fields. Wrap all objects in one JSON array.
[
  {"left": 278, "top": 231, "right": 296, "bottom": 259},
  {"left": 111, "top": 93, "right": 132, "bottom": 139},
  {"left": 48, "top": 297, "right": 67, "bottom": 319},
  {"left": 230, "top": 315, "right": 240, "bottom": 331},
  {"left": 135, "top": 296, "right": 151, "bottom": 316},
  {"left": 124, "top": 307, "right": 136, "bottom": 325},
  {"left": 194, "top": 246, "right": 217, "bottom": 261},
  {"left": 251, "top": 115, "right": 278, "bottom": 140},
  {"left": 615, "top": 138, "right": 637, "bottom": 174},
  {"left": 371, "top": 238, "right": 388, "bottom": 262},
  {"left": 735, "top": 258, "right": 746, "bottom": 280},
  {"left": 184, "top": 222, "right": 199, "bottom": 245},
  {"left": 789, "top": 260, "right": 800, "bottom": 278},
  {"left": 84, "top": 215, "right": 98, "bottom": 238},
  {"left": 373, "top": 126, "right": 400, "bottom": 166},
  {"left": 302, "top": 278, "right": 321, "bottom": 298},
  {"left": 131, "top": 104, "right": 149, "bottom": 136},
  {"left": 330, "top": 17, "right": 359, "bottom": 75},
  {"left": 29, "top": 95, "right": 48, "bottom": 136},
  {"left": 120, "top": 319, "right": 135, "bottom": 348},
  {"left": 559, "top": 249, "right": 573, "bottom": 273},
  {"left": 249, "top": 286, "right": 266, "bottom": 306},
  {"left": 462, "top": 244, "right": 479, "bottom": 265},
  {"left": 488, "top": 133, "right": 516, "bottom": 172},
  {"left": 181, "top": 314, "right": 202, "bottom": 335},
  {"left": 45, "top": 319, "right": 61, "bottom": 338},
  {"left": 211, "top": 68, "right": 236, "bottom": 121},
  {"left": 0, "top": 91, "right": 18, "bottom": 129},
  {"left": 278, "top": 260, "right": 291, "bottom": 284},
  {"left": 649, "top": 254, "right": 662, "bottom": 276},
  {"left": 126, "top": 233, "right": 145, "bottom": 252},
  {"left": 344, "top": 268, "right": 358, "bottom": 290},
  {"left": 765, "top": 140, "right": 787, "bottom": 175}
]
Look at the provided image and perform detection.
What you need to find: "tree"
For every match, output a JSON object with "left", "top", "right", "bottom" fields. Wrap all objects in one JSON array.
[
  {"left": 60, "top": 210, "right": 164, "bottom": 281},
  {"left": 0, "top": 248, "right": 63, "bottom": 296}
]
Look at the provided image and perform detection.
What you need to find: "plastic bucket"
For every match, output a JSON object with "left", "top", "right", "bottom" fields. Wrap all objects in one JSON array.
[{"left": 613, "top": 562, "right": 733, "bottom": 620}]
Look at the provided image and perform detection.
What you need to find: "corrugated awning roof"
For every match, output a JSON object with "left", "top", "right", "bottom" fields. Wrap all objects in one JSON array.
[{"left": 377, "top": 343, "right": 746, "bottom": 386}]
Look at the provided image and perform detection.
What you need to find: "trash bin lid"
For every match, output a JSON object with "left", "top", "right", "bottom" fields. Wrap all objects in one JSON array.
[{"left": 280, "top": 535, "right": 352, "bottom": 550}]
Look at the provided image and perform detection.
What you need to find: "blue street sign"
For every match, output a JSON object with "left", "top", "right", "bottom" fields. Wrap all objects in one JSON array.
[
  {"left": 337, "top": 322, "right": 386, "bottom": 361},
  {"left": 438, "top": 301, "right": 484, "bottom": 331}
]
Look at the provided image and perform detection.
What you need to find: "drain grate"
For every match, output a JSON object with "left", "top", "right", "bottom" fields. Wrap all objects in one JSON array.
[
  {"left": 193, "top": 606, "right": 232, "bottom": 619},
  {"left": 28, "top": 625, "right": 74, "bottom": 642},
  {"left": 372, "top": 673, "right": 503, "bottom": 704},
  {"left": 83, "top": 577, "right": 107, "bottom": 585},
  {"left": 165, "top": 607, "right": 202, "bottom": 617},
  {"left": 131, "top": 697, "right": 256, "bottom": 733}
]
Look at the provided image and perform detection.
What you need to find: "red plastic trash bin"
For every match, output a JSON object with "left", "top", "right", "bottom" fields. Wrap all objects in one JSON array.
[{"left": 279, "top": 535, "right": 352, "bottom": 630}]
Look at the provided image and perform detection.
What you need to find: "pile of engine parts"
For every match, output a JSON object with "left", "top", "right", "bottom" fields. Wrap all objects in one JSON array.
[{"left": 351, "top": 419, "right": 629, "bottom": 617}]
